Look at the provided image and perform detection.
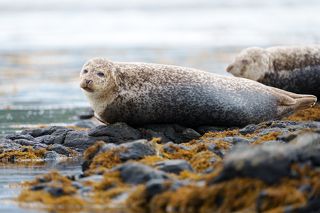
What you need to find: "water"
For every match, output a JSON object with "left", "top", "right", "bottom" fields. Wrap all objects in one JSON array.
[{"left": 1, "top": 0, "right": 320, "bottom": 212}]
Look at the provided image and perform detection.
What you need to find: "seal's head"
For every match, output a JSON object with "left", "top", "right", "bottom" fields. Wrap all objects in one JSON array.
[
  {"left": 226, "top": 47, "right": 270, "bottom": 81},
  {"left": 80, "top": 58, "right": 118, "bottom": 96}
]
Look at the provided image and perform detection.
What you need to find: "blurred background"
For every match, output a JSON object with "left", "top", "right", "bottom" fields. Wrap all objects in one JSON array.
[{"left": 0, "top": 0, "right": 320, "bottom": 133}]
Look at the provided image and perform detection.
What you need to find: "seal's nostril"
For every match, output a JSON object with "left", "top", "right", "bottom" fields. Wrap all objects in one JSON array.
[
  {"left": 226, "top": 65, "right": 234, "bottom": 72},
  {"left": 86, "top": 80, "right": 93, "bottom": 85}
]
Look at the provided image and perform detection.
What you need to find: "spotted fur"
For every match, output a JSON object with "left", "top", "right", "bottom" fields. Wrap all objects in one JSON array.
[
  {"left": 80, "top": 58, "right": 316, "bottom": 127},
  {"left": 227, "top": 45, "right": 320, "bottom": 97}
]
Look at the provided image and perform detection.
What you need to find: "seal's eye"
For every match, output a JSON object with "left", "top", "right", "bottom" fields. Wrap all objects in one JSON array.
[
  {"left": 83, "top": 69, "right": 88, "bottom": 74},
  {"left": 97, "top": 72, "right": 105, "bottom": 77}
]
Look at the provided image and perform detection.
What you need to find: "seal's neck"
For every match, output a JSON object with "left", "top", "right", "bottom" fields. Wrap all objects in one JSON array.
[{"left": 86, "top": 89, "right": 118, "bottom": 122}]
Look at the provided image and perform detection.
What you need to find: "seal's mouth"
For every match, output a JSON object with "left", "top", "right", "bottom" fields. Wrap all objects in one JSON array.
[
  {"left": 81, "top": 86, "right": 94, "bottom": 93},
  {"left": 80, "top": 80, "right": 94, "bottom": 93}
]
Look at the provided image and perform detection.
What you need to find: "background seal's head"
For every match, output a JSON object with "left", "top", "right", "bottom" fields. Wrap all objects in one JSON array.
[
  {"left": 80, "top": 58, "right": 118, "bottom": 96},
  {"left": 226, "top": 47, "right": 270, "bottom": 81}
]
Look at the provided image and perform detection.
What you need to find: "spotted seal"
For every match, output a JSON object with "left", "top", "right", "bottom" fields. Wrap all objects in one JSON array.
[
  {"left": 80, "top": 58, "right": 316, "bottom": 127},
  {"left": 226, "top": 46, "right": 320, "bottom": 97}
]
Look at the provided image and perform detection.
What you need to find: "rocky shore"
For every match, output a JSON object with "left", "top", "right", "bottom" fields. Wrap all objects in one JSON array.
[{"left": 1, "top": 105, "right": 320, "bottom": 212}]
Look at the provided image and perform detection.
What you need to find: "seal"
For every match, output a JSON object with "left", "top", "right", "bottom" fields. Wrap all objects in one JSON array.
[
  {"left": 226, "top": 46, "right": 320, "bottom": 97},
  {"left": 80, "top": 58, "right": 316, "bottom": 127}
]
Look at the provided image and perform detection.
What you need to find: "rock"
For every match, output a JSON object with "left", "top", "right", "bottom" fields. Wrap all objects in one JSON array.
[
  {"left": 207, "top": 143, "right": 225, "bottom": 157},
  {"left": 194, "top": 126, "right": 228, "bottom": 135},
  {"left": 118, "top": 140, "right": 156, "bottom": 161},
  {"left": 88, "top": 123, "right": 141, "bottom": 144},
  {"left": 114, "top": 163, "right": 169, "bottom": 184},
  {"left": 239, "top": 124, "right": 258, "bottom": 135},
  {"left": 213, "top": 132, "right": 320, "bottom": 184},
  {"left": 222, "top": 136, "right": 252, "bottom": 145},
  {"left": 48, "top": 144, "right": 72, "bottom": 156},
  {"left": 0, "top": 139, "right": 21, "bottom": 151},
  {"left": 63, "top": 131, "right": 97, "bottom": 152},
  {"left": 12, "top": 139, "right": 36, "bottom": 146},
  {"left": 155, "top": 160, "right": 193, "bottom": 174},
  {"left": 139, "top": 124, "right": 201, "bottom": 143},
  {"left": 5, "top": 133, "right": 34, "bottom": 141},
  {"left": 145, "top": 179, "right": 169, "bottom": 199},
  {"left": 44, "top": 151, "right": 60, "bottom": 161},
  {"left": 21, "top": 126, "right": 69, "bottom": 138},
  {"left": 162, "top": 142, "right": 191, "bottom": 154},
  {"left": 35, "top": 135, "right": 56, "bottom": 145}
]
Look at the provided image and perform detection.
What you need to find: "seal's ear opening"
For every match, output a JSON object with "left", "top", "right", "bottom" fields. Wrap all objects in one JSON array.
[{"left": 226, "top": 64, "right": 234, "bottom": 72}]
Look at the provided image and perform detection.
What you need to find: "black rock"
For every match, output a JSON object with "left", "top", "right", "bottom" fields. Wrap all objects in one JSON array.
[
  {"left": 88, "top": 123, "right": 141, "bottom": 144},
  {"left": 5, "top": 133, "right": 34, "bottom": 141},
  {"left": 21, "top": 126, "right": 69, "bottom": 138},
  {"left": 155, "top": 160, "right": 193, "bottom": 174},
  {"left": 195, "top": 126, "right": 228, "bottom": 135},
  {"left": 48, "top": 144, "right": 72, "bottom": 156},
  {"left": 145, "top": 179, "right": 168, "bottom": 199},
  {"left": 213, "top": 131, "right": 320, "bottom": 184},
  {"left": 139, "top": 124, "right": 201, "bottom": 144},
  {"left": 114, "top": 163, "right": 169, "bottom": 184},
  {"left": 63, "top": 131, "right": 98, "bottom": 152},
  {"left": 35, "top": 135, "right": 56, "bottom": 145},
  {"left": 12, "top": 139, "right": 36, "bottom": 146},
  {"left": 118, "top": 139, "right": 157, "bottom": 161}
]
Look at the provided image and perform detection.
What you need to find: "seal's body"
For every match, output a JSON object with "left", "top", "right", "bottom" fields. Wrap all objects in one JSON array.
[
  {"left": 80, "top": 58, "right": 316, "bottom": 127},
  {"left": 226, "top": 46, "right": 320, "bottom": 97}
]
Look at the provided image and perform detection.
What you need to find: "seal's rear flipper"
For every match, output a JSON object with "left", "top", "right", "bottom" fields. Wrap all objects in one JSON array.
[{"left": 277, "top": 93, "right": 317, "bottom": 117}]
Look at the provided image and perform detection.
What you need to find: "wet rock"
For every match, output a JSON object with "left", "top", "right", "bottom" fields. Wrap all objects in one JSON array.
[
  {"left": 222, "top": 136, "right": 252, "bottom": 145},
  {"left": 162, "top": 142, "right": 191, "bottom": 154},
  {"left": 35, "top": 135, "right": 56, "bottom": 145},
  {"left": 213, "top": 132, "right": 320, "bottom": 184},
  {"left": 63, "top": 131, "right": 97, "bottom": 152},
  {"left": 258, "top": 127, "right": 283, "bottom": 136},
  {"left": 13, "top": 139, "right": 36, "bottom": 146},
  {"left": 114, "top": 163, "right": 169, "bottom": 184},
  {"left": 145, "top": 179, "right": 168, "bottom": 199},
  {"left": 155, "top": 160, "right": 193, "bottom": 174},
  {"left": 195, "top": 126, "right": 228, "bottom": 135},
  {"left": 48, "top": 144, "right": 72, "bottom": 156},
  {"left": 5, "top": 133, "right": 34, "bottom": 141},
  {"left": 21, "top": 126, "right": 69, "bottom": 138},
  {"left": 239, "top": 124, "right": 258, "bottom": 135},
  {"left": 44, "top": 151, "right": 60, "bottom": 161},
  {"left": 207, "top": 143, "right": 225, "bottom": 157},
  {"left": 0, "top": 139, "right": 21, "bottom": 151},
  {"left": 139, "top": 124, "right": 201, "bottom": 143},
  {"left": 118, "top": 140, "right": 156, "bottom": 161},
  {"left": 88, "top": 123, "right": 141, "bottom": 144}
]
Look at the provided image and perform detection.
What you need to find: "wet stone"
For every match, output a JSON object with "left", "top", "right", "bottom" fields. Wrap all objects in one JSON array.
[
  {"left": 48, "top": 144, "right": 72, "bottom": 156},
  {"left": 44, "top": 151, "right": 60, "bottom": 161},
  {"left": 239, "top": 124, "right": 258, "bottom": 135},
  {"left": 5, "top": 134, "right": 34, "bottom": 141},
  {"left": 155, "top": 159, "right": 193, "bottom": 174},
  {"left": 162, "top": 142, "right": 191, "bottom": 154},
  {"left": 88, "top": 123, "right": 141, "bottom": 144},
  {"left": 222, "top": 136, "right": 252, "bottom": 145},
  {"left": 139, "top": 124, "right": 201, "bottom": 143},
  {"left": 114, "top": 163, "right": 169, "bottom": 184},
  {"left": 63, "top": 131, "right": 97, "bottom": 152},
  {"left": 118, "top": 139, "right": 156, "bottom": 161},
  {"left": 73, "top": 120, "right": 97, "bottom": 129},
  {"left": 12, "top": 139, "right": 36, "bottom": 146}
]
